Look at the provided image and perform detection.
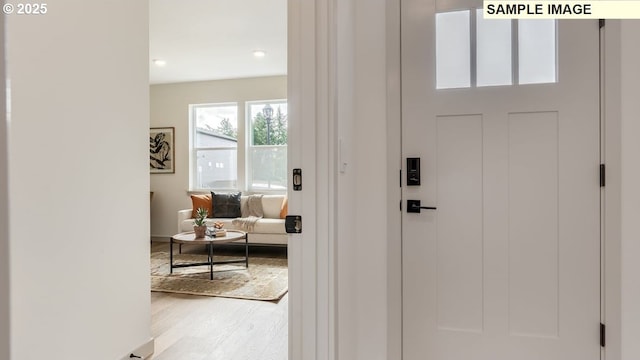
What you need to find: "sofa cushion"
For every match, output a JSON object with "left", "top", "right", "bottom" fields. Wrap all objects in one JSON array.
[
  {"left": 251, "top": 218, "right": 287, "bottom": 234},
  {"left": 211, "top": 191, "right": 241, "bottom": 218},
  {"left": 262, "top": 195, "right": 285, "bottom": 219},
  {"left": 190, "top": 194, "right": 212, "bottom": 218}
]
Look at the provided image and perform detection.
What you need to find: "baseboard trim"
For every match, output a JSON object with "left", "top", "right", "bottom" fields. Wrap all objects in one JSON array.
[{"left": 121, "top": 337, "right": 154, "bottom": 360}]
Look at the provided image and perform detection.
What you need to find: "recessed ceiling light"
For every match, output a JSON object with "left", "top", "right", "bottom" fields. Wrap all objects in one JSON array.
[
  {"left": 253, "top": 50, "right": 266, "bottom": 58},
  {"left": 152, "top": 59, "right": 167, "bottom": 67}
]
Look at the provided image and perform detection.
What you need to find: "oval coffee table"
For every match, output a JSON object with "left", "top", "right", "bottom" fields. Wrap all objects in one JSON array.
[{"left": 170, "top": 230, "right": 248, "bottom": 280}]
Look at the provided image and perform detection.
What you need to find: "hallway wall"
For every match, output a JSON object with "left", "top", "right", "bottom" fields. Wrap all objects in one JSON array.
[{"left": 6, "top": 1, "right": 152, "bottom": 358}]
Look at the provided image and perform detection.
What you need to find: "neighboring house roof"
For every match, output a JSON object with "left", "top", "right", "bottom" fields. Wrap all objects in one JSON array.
[{"left": 196, "top": 128, "right": 238, "bottom": 143}]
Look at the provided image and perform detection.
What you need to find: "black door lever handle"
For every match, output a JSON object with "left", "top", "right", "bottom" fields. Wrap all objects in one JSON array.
[{"left": 407, "top": 200, "right": 437, "bottom": 213}]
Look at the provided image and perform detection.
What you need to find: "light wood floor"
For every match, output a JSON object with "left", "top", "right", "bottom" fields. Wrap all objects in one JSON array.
[{"left": 149, "top": 242, "right": 288, "bottom": 360}]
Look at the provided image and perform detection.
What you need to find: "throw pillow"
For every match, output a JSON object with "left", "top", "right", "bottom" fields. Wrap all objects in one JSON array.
[
  {"left": 190, "top": 194, "right": 212, "bottom": 218},
  {"left": 211, "top": 191, "right": 242, "bottom": 218},
  {"left": 280, "top": 196, "right": 288, "bottom": 219}
]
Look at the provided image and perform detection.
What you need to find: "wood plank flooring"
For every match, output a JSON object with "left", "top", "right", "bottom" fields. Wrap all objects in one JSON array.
[{"left": 149, "top": 242, "right": 288, "bottom": 360}]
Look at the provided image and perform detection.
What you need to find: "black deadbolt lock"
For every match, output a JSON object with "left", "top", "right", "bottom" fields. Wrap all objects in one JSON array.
[
  {"left": 285, "top": 215, "right": 302, "bottom": 233},
  {"left": 407, "top": 158, "right": 420, "bottom": 186},
  {"left": 293, "top": 169, "right": 302, "bottom": 191}
]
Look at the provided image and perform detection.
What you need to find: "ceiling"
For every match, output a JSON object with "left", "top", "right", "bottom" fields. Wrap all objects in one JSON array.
[{"left": 149, "top": 0, "right": 287, "bottom": 85}]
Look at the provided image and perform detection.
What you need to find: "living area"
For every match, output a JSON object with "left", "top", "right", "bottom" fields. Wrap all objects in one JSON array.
[{"left": 148, "top": 1, "right": 288, "bottom": 358}]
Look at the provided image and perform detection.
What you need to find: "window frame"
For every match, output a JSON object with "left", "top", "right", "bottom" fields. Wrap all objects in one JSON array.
[
  {"left": 246, "top": 99, "right": 288, "bottom": 193},
  {"left": 189, "top": 102, "right": 240, "bottom": 192},
  {"left": 435, "top": 8, "right": 558, "bottom": 90},
  {"left": 188, "top": 99, "right": 288, "bottom": 194}
]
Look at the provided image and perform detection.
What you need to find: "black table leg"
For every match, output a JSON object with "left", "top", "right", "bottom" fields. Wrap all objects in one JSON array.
[
  {"left": 170, "top": 237, "right": 174, "bottom": 274},
  {"left": 245, "top": 234, "right": 249, "bottom": 268},
  {"left": 209, "top": 241, "right": 214, "bottom": 280}
]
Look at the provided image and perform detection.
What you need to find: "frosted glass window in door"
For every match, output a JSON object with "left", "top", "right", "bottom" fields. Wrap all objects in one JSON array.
[
  {"left": 519, "top": 20, "right": 556, "bottom": 84},
  {"left": 436, "top": 10, "right": 470, "bottom": 89},
  {"left": 476, "top": 9, "right": 512, "bottom": 87}
]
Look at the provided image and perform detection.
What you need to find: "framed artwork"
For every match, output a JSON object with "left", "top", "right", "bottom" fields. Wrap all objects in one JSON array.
[{"left": 150, "top": 127, "right": 175, "bottom": 174}]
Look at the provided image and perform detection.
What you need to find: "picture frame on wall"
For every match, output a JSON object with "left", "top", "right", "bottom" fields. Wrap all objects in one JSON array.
[{"left": 150, "top": 127, "right": 175, "bottom": 174}]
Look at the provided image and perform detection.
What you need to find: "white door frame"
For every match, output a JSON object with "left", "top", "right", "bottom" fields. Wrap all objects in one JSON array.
[
  {"left": 290, "top": 2, "right": 638, "bottom": 360},
  {"left": 601, "top": 20, "right": 640, "bottom": 360},
  {"left": 386, "top": 15, "right": 640, "bottom": 360},
  {"left": 0, "top": 11, "right": 9, "bottom": 360},
  {"left": 288, "top": 0, "right": 337, "bottom": 359},
  {"left": 289, "top": 0, "right": 396, "bottom": 359},
  {"left": 383, "top": 5, "right": 627, "bottom": 360}
]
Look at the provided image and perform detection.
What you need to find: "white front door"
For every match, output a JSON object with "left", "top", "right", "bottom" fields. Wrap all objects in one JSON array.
[{"left": 401, "top": 3, "right": 601, "bottom": 360}]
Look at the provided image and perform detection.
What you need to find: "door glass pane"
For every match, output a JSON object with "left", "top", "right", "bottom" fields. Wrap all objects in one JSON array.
[
  {"left": 476, "top": 9, "right": 512, "bottom": 87},
  {"left": 436, "top": 10, "right": 470, "bottom": 89},
  {"left": 518, "top": 20, "right": 556, "bottom": 84}
]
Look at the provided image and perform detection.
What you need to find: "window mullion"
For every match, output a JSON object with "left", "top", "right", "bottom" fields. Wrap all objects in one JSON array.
[
  {"left": 512, "top": 19, "right": 519, "bottom": 85},
  {"left": 470, "top": 8, "right": 477, "bottom": 88}
]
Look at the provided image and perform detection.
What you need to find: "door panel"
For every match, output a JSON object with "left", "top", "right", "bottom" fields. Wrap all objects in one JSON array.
[
  {"left": 401, "top": 2, "right": 600, "bottom": 359},
  {"left": 508, "top": 111, "right": 559, "bottom": 339},
  {"left": 436, "top": 115, "right": 483, "bottom": 334}
]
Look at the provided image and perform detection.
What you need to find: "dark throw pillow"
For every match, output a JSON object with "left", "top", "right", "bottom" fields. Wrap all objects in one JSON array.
[{"left": 211, "top": 192, "right": 241, "bottom": 218}]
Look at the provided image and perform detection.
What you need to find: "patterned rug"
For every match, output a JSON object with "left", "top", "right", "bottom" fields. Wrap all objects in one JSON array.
[{"left": 150, "top": 252, "right": 288, "bottom": 301}]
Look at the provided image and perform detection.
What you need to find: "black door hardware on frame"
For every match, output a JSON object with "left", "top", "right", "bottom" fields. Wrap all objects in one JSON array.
[
  {"left": 407, "top": 200, "right": 436, "bottom": 213},
  {"left": 293, "top": 168, "right": 302, "bottom": 191},
  {"left": 285, "top": 215, "right": 302, "bottom": 233},
  {"left": 407, "top": 157, "right": 421, "bottom": 186}
]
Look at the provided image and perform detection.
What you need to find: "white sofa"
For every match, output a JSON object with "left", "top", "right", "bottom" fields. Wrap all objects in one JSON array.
[{"left": 178, "top": 194, "right": 288, "bottom": 246}]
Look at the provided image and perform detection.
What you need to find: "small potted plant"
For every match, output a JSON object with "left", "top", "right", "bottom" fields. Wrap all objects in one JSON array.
[{"left": 193, "top": 207, "right": 208, "bottom": 238}]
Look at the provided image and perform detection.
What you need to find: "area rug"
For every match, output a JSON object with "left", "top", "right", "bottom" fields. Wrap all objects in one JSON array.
[{"left": 150, "top": 252, "right": 288, "bottom": 301}]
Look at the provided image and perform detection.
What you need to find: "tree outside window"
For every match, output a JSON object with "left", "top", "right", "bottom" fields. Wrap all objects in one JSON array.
[{"left": 248, "top": 101, "right": 288, "bottom": 191}]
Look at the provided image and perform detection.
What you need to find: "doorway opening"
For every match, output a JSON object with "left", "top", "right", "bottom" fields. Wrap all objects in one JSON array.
[{"left": 148, "top": 1, "right": 289, "bottom": 358}]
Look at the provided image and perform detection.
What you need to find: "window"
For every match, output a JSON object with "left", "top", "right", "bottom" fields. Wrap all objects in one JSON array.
[
  {"left": 190, "top": 100, "right": 288, "bottom": 192},
  {"left": 476, "top": 10, "right": 512, "bottom": 87},
  {"left": 436, "top": 10, "right": 471, "bottom": 89},
  {"left": 247, "top": 100, "right": 288, "bottom": 191},
  {"left": 435, "top": 10, "right": 556, "bottom": 89},
  {"left": 191, "top": 103, "right": 238, "bottom": 190},
  {"left": 518, "top": 19, "right": 556, "bottom": 85}
]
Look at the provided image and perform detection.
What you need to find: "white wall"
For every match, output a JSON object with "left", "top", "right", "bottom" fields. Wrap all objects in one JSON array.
[
  {"left": 7, "top": 1, "right": 152, "bottom": 359},
  {"left": 334, "top": 1, "right": 396, "bottom": 358},
  {"left": 353, "top": 0, "right": 389, "bottom": 359},
  {"left": 620, "top": 20, "right": 640, "bottom": 360},
  {"left": 336, "top": 0, "right": 357, "bottom": 358},
  {"left": 150, "top": 76, "right": 286, "bottom": 238},
  {"left": 0, "top": 11, "right": 9, "bottom": 360}
]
